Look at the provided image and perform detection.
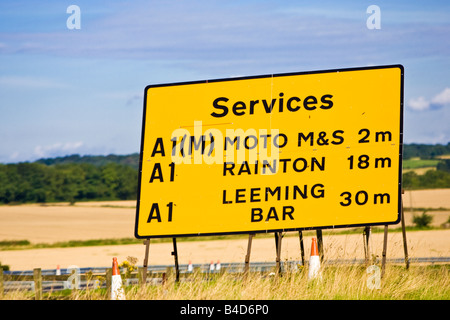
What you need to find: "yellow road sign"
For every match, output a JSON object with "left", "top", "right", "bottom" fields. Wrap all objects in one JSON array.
[{"left": 135, "top": 65, "right": 404, "bottom": 238}]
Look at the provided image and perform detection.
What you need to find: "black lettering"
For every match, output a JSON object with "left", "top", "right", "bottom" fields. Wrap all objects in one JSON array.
[
  {"left": 303, "top": 96, "right": 317, "bottom": 110},
  {"left": 375, "top": 131, "right": 392, "bottom": 142},
  {"left": 278, "top": 92, "right": 284, "bottom": 112},
  {"left": 222, "top": 190, "right": 232, "bottom": 204},
  {"left": 374, "top": 193, "right": 390, "bottom": 204},
  {"left": 262, "top": 98, "right": 276, "bottom": 113},
  {"left": 232, "top": 101, "right": 246, "bottom": 116},
  {"left": 236, "top": 189, "right": 246, "bottom": 203},
  {"left": 223, "top": 162, "right": 235, "bottom": 176},
  {"left": 224, "top": 136, "right": 240, "bottom": 150},
  {"left": 265, "top": 186, "right": 281, "bottom": 201},
  {"left": 283, "top": 206, "right": 295, "bottom": 220},
  {"left": 332, "top": 130, "right": 344, "bottom": 145},
  {"left": 265, "top": 207, "right": 279, "bottom": 221},
  {"left": 287, "top": 96, "right": 301, "bottom": 111},
  {"left": 320, "top": 94, "right": 333, "bottom": 109},
  {"left": 293, "top": 158, "right": 308, "bottom": 172},
  {"left": 273, "top": 133, "right": 288, "bottom": 148},
  {"left": 358, "top": 129, "right": 370, "bottom": 143},
  {"left": 311, "top": 183, "right": 325, "bottom": 198},
  {"left": 298, "top": 132, "right": 314, "bottom": 146},
  {"left": 211, "top": 97, "right": 229, "bottom": 118},
  {"left": 189, "top": 135, "right": 206, "bottom": 155},
  {"left": 317, "top": 132, "right": 329, "bottom": 145},
  {"left": 238, "top": 161, "right": 251, "bottom": 175},
  {"left": 293, "top": 185, "right": 307, "bottom": 199},
  {"left": 251, "top": 208, "right": 263, "bottom": 222},
  {"left": 244, "top": 135, "right": 258, "bottom": 149},
  {"left": 262, "top": 159, "right": 277, "bottom": 174},
  {"left": 207, "top": 132, "right": 215, "bottom": 156},
  {"left": 279, "top": 158, "right": 291, "bottom": 173},
  {"left": 179, "top": 134, "right": 187, "bottom": 157},
  {"left": 311, "top": 157, "right": 325, "bottom": 171},
  {"left": 171, "top": 135, "right": 188, "bottom": 157},
  {"left": 151, "top": 138, "right": 165, "bottom": 157},
  {"left": 211, "top": 93, "right": 333, "bottom": 118},
  {"left": 260, "top": 134, "right": 271, "bottom": 148},
  {"left": 149, "top": 163, "right": 164, "bottom": 183},
  {"left": 250, "top": 188, "right": 261, "bottom": 202},
  {"left": 147, "top": 203, "right": 161, "bottom": 223},
  {"left": 249, "top": 100, "right": 259, "bottom": 115}
]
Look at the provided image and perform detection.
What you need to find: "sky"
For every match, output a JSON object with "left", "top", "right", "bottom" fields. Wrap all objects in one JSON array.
[{"left": 0, "top": 0, "right": 449, "bottom": 163}]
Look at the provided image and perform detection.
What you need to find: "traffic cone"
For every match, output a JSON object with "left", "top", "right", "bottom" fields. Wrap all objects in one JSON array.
[
  {"left": 216, "top": 260, "right": 221, "bottom": 272},
  {"left": 308, "top": 238, "right": 322, "bottom": 281},
  {"left": 209, "top": 260, "right": 215, "bottom": 272},
  {"left": 111, "top": 257, "right": 126, "bottom": 300},
  {"left": 188, "top": 260, "right": 193, "bottom": 273},
  {"left": 56, "top": 265, "right": 61, "bottom": 276}
]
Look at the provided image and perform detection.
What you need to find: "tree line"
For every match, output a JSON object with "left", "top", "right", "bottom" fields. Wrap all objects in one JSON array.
[
  {"left": 402, "top": 143, "right": 450, "bottom": 190},
  {"left": 403, "top": 161, "right": 450, "bottom": 190},
  {"left": 35, "top": 153, "right": 140, "bottom": 170},
  {"left": 403, "top": 142, "right": 450, "bottom": 159},
  {"left": 0, "top": 162, "right": 137, "bottom": 204}
]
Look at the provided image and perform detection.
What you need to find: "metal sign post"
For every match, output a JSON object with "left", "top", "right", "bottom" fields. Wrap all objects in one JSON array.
[
  {"left": 142, "top": 239, "right": 150, "bottom": 284},
  {"left": 274, "top": 232, "right": 283, "bottom": 275},
  {"left": 363, "top": 226, "right": 371, "bottom": 265},
  {"left": 172, "top": 238, "right": 180, "bottom": 283},
  {"left": 381, "top": 190, "right": 409, "bottom": 277},
  {"left": 244, "top": 233, "right": 254, "bottom": 276},
  {"left": 298, "top": 231, "right": 305, "bottom": 267}
]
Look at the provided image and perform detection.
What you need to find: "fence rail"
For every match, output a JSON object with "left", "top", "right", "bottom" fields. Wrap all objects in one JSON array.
[{"left": 1, "top": 257, "right": 449, "bottom": 298}]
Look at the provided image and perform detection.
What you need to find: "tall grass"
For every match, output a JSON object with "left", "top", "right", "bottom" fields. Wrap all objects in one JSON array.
[{"left": 2, "top": 264, "right": 448, "bottom": 300}]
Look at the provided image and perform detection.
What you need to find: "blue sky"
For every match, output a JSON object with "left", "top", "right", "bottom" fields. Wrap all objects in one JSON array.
[{"left": 0, "top": 0, "right": 449, "bottom": 163}]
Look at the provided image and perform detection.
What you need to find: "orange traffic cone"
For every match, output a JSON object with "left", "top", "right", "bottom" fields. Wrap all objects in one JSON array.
[
  {"left": 111, "top": 257, "right": 126, "bottom": 300},
  {"left": 216, "top": 260, "right": 221, "bottom": 272},
  {"left": 56, "top": 265, "right": 61, "bottom": 276},
  {"left": 308, "top": 238, "right": 322, "bottom": 280}
]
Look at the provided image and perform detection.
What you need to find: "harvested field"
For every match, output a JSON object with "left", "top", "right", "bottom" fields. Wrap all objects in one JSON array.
[
  {"left": 402, "top": 188, "right": 450, "bottom": 209},
  {"left": 0, "top": 203, "right": 135, "bottom": 243},
  {"left": 1, "top": 230, "right": 449, "bottom": 271},
  {"left": 0, "top": 189, "right": 449, "bottom": 271}
]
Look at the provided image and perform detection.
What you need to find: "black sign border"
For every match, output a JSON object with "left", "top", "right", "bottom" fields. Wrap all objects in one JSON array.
[{"left": 135, "top": 64, "right": 404, "bottom": 239}]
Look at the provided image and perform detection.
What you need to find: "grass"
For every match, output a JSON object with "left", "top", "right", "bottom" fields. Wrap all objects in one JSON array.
[
  {"left": 2, "top": 264, "right": 449, "bottom": 300},
  {"left": 403, "top": 159, "right": 440, "bottom": 169}
]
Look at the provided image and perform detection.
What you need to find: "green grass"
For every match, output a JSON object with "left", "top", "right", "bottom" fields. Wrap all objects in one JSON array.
[{"left": 403, "top": 159, "right": 440, "bottom": 169}]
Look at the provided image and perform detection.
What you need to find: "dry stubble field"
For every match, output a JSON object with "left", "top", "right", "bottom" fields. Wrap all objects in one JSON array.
[{"left": 0, "top": 189, "right": 449, "bottom": 271}]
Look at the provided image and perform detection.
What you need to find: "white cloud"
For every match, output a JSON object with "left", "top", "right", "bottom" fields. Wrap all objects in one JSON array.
[
  {"left": 408, "top": 87, "right": 450, "bottom": 111},
  {"left": 431, "top": 87, "right": 450, "bottom": 105},
  {"left": 408, "top": 96, "right": 430, "bottom": 111},
  {"left": 34, "top": 141, "right": 84, "bottom": 159}
]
